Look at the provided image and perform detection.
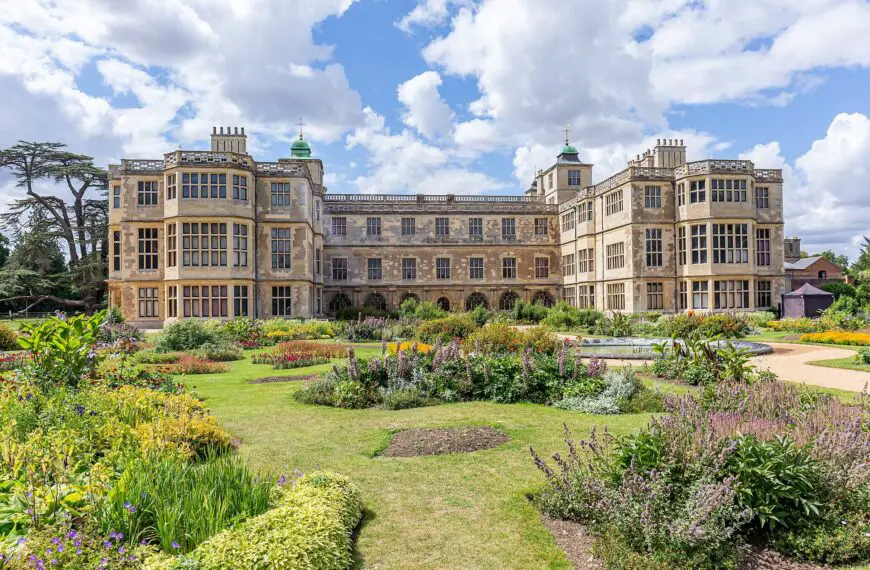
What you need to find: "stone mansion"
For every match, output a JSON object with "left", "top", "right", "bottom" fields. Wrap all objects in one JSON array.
[{"left": 107, "top": 127, "right": 785, "bottom": 327}]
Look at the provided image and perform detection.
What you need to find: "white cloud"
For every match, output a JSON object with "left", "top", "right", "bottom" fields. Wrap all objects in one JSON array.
[
  {"left": 397, "top": 71, "right": 454, "bottom": 139},
  {"left": 396, "top": 0, "right": 471, "bottom": 32}
]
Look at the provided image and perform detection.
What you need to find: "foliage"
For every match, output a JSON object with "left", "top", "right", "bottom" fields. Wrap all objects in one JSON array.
[
  {"left": 746, "top": 311, "right": 777, "bottom": 328},
  {"left": 656, "top": 313, "right": 750, "bottom": 339},
  {"left": 0, "top": 352, "right": 30, "bottom": 372},
  {"left": 382, "top": 387, "right": 434, "bottom": 410},
  {"left": 593, "top": 312, "right": 635, "bottom": 337},
  {"left": 820, "top": 282, "right": 857, "bottom": 299},
  {"left": 416, "top": 314, "right": 479, "bottom": 343},
  {"left": 0, "top": 324, "right": 19, "bottom": 351},
  {"left": 855, "top": 348, "right": 870, "bottom": 365},
  {"left": 512, "top": 300, "right": 550, "bottom": 323},
  {"left": 134, "top": 350, "right": 183, "bottom": 365},
  {"left": 190, "top": 342, "right": 243, "bottom": 362},
  {"left": 338, "top": 316, "right": 390, "bottom": 342},
  {"left": 387, "top": 341, "right": 432, "bottom": 354},
  {"left": 98, "top": 322, "right": 143, "bottom": 345},
  {"left": 336, "top": 305, "right": 389, "bottom": 321},
  {"left": 215, "top": 317, "right": 263, "bottom": 345},
  {"left": 651, "top": 335, "right": 756, "bottom": 386},
  {"left": 465, "top": 323, "right": 558, "bottom": 354},
  {"left": 767, "top": 318, "right": 821, "bottom": 333},
  {"left": 7, "top": 525, "right": 154, "bottom": 569},
  {"left": 251, "top": 341, "right": 346, "bottom": 370},
  {"left": 261, "top": 319, "right": 334, "bottom": 341},
  {"left": 191, "top": 471, "right": 363, "bottom": 570},
  {"left": 17, "top": 311, "right": 105, "bottom": 391},
  {"left": 540, "top": 302, "right": 597, "bottom": 330},
  {"left": 149, "top": 357, "right": 231, "bottom": 375},
  {"left": 98, "top": 454, "right": 271, "bottom": 554},
  {"left": 800, "top": 331, "right": 870, "bottom": 346},
  {"left": 102, "top": 361, "right": 181, "bottom": 394},
  {"left": 154, "top": 321, "right": 218, "bottom": 353},
  {"left": 552, "top": 369, "right": 651, "bottom": 414},
  {"left": 467, "top": 304, "right": 491, "bottom": 327},
  {"left": 398, "top": 298, "right": 447, "bottom": 321}
]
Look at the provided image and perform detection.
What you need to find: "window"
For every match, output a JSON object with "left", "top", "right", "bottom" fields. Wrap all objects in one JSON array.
[
  {"left": 645, "top": 229, "right": 663, "bottom": 267},
  {"left": 138, "top": 228, "right": 158, "bottom": 270},
  {"left": 332, "top": 217, "right": 346, "bottom": 236},
  {"left": 468, "top": 217, "right": 483, "bottom": 237},
  {"left": 180, "top": 173, "right": 226, "bottom": 199},
  {"left": 167, "top": 223, "right": 177, "bottom": 268},
  {"left": 315, "top": 249, "right": 321, "bottom": 275},
  {"left": 401, "top": 217, "right": 416, "bottom": 236},
  {"left": 578, "top": 201, "right": 593, "bottom": 223},
  {"left": 469, "top": 257, "right": 484, "bottom": 279},
  {"left": 167, "top": 286, "right": 177, "bottom": 318},
  {"left": 691, "top": 224, "right": 708, "bottom": 264},
  {"left": 562, "top": 254, "right": 575, "bottom": 276},
  {"left": 677, "top": 226, "right": 687, "bottom": 266},
  {"left": 679, "top": 282, "right": 687, "bottom": 310},
  {"left": 366, "top": 217, "right": 381, "bottom": 236},
  {"left": 756, "top": 281, "right": 772, "bottom": 308},
  {"left": 692, "top": 281, "right": 709, "bottom": 310},
  {"left": 756, "top": 229, "right": 771, "bottom": 266},
  {"left": 232, "top": 175, "right": 248, "bottom": 200},
  {"left": 535, "top": 257, "right": 550, "bottom": 278},
  {"left": 316, "top": 288, "right": 322, "bottom": 315},
  {"left": 271, "top": 182, "right": 291, "bottom": 207},
  {"left": 182, "top": 223, "right": 227, "bottom": 267},
  {"left": 647, "top": 283, "right": 664, "bottom": 310},
  {"left": 606, "top": 283, "right": 626, "bottom": 310},
  {"left": 714, "top": 280, "right": 750, "bottom": 309},
  {"left": 138, "top": 181, "right": 158, "bottom": 206},
  {"left": 712, "top": 223, "right": 749, "bottom": 264},
  {"left": 711, "top": 179, "right": 747, "bottom": 203},
  {"left": 183, "top": 285, "right": 228, "bottom": 317},
  {"left": 272, "top": 286, "right": 292, "bottom": 317},
  {"left": 604, "top": 190, "right": 623, "bottom": 216},
  {"left": 332, "top": 258, "right": 348, "bottom": 281},
  {"left": 578, "top": 285, "right": 595, "bottom": 309},
  {"left": 755, "top": 186, "right": 769, "bottom": 209},
  {"left": 562, "top": 287, "right": 576, "bottom": 306},
  {"left": 367, "top": 258, "right": 382, "bottom": 280},
  {"left": 577, "top": 248, "right": 594, "bottom": 273},
  {"left": 644, "top": 186, "right": 662, "bottom": 208},
  {"left": 818, "top": 270, "right": 827, "bottom": 279},
  {"left": 138, "top": 288, "right": 158, "bottom": 318},
  {"left": 435, "top": 258, "right": 450, "bottom": 280},
  {"left": 534, "top": 218, "right": 548, "bottom": 236},
  {"left": 435, "top": 217, "right": 450, "bottom": 236},
  {"left": 233, "top": 223, "right": 248, "bottom": 267},
  {"left": 548, "top": 172, "right": 553, "bottom": 189},
  {"left": 501, "top": 217, "right": 516, "bottom": 239},
  {"left": 233, "top": 285, "right": 249, "bottom": 317},
  {"left": 271, "top": 228, "right": 292, "bottom": 270},
  {"left": 402, "top": 258, "right": 417, "bottom": 280},
  {"left": 502, "top": 257, "right": 517, "bottom": 279},
  {"left": 568, "top": 170, "right": 582, "bottom": 186},
  {"left": 112, "top": 186, "right": 121, "bottom": 208},
  {"left": 166, "top": 174, "right": 177, "bottom": 200},
  {"left": 605, "top": 242, "right": 625, "bottom": 270},
  {"left": 315, "top": 200, "right": 320, "bottom": 220},
  {"left": 690, "top": 179, "right": 706, "bottom": 203},
  {"left": 677, "top": 182, "right": 685, "bottom": 207},
  {"left": 561, "top": 211, "right": 575, "bottom": 232},
  {"left": 112, "top": 230, "right": 121, "bottom": 271}
]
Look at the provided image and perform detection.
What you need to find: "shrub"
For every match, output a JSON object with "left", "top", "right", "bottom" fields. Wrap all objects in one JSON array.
[
  {"left": 98, "top": 321, "right": 144, "bottom": 345},
  {"left": 261, "top": 319, "right": 334, "bottom": 341},
  {"left": 417, "top": 314, "right": 479, "bottom": 343},
  {"left": 382, "top": 387, "right": 432, "bottom": 410},
  {"left": 339, "top": 316, "right": 390, "bottom": 342},
  {"left": 216, "top": 317, "right": 264, "bottom": 344},
  {"left": 294, "top": 375, "right": 341, "bottom": 407},
  {"left": 746, "top": 311, "right": 777, "bottom": 328},
  {"left": 467, "top": 304, "right": 491, "bottom": 327},
  {"left": 855, "top": 348, "right": 870, "bottom": 365},
  {"left": 594, "top": 312, "right": 634, "bottom": 337},
  {"left": 541, "top": 302, "right": 582, "bottom": 330},
  {"left": 135, "top": 415, "right": 233, "bottom": 459},
  {"left": 768, "top": 318, "right": 820, "bottom": 333},
  {"left": 154, "top": 320, "right": 218, "bottom": 353},
  {"left": 512, "top": 300, "right": 550, "bottom": 323},
  {"left": 399, "top": 298, "right": 446, "bottom": 321},
  {"left": 697, "top": 314, "right": 750, "bottom": 338},
  {"left": 191, "top": 342, "right": 243, "bottom": 362},
  {"left": 17, "top": 311, "right": 105, "bottom": 390},
  {"left": 0, "top": 352, "right": 30, "bottom": 372},
  {"left": 465, "top": 323, "right": 558, "bottom": 354},
  {"left": 336, "top": 305, "right": 389, "bottom": 321},
  {"left": 821, "top": 282, "right": 857, "bottom": 299},
  {"left": 135, "top": 350, "right": 184, "bottom": 364},
  {"left": 771, "top": 509, "right": 870, "bottom": 565},
  {"left": 193, "top": 471, "right": 363, "bottom": 570},
  {"left": 800, "top": 331, "right": 870, "bottom": 346},
  {"left": 0, "top": 323, "right": 19, "bottom": 351},
  {"left": 552, "top": 369, "right": 645, "bottom": 414},
  {"left": 98, "top": 454, "right": 272, "bottom": 553}
]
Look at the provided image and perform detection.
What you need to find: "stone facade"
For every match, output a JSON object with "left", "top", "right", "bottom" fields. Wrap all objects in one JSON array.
[{"left": 108, "top": 129, "right": 785, "bottom": 327}]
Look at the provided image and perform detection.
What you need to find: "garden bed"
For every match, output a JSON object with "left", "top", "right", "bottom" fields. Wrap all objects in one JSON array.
[
  {"left": 248, "top": 374, "right": 319, "bottom": 384},
  {"left": 380, "top": 426, "right": 509, "bottom": 457}
]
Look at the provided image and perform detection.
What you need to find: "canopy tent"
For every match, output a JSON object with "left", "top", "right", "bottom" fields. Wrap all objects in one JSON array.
[{"left": 783, "top": 283, "right": 834, "bottom": 318}]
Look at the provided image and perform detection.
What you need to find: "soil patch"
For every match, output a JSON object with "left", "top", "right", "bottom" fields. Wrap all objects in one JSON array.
[
  {"left": 773, "top": 347, "right": 794, "bottom": 355},
  {"left": 742, "top": 548, "right": 825, "bottom": 570},
  {"left": 541, "top": 516, "right": 603, "bottom": 570},
  {"left": 380, "top": 426, "right": 508, "bottom": 457},
  {"left": 248, "top": 374, "right": 317, "bottom": 384}
]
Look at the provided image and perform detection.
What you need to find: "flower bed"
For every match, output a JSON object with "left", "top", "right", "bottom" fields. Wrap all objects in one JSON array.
[
  {"left": 531, "top": 380, "right": 870, "bottom": 568},
  {"left": 0, "top": 352, "right": 30, "bottom": 372},
  {"left": 251, "top": 341, "right": 347, "bottom": 370},
  {"left": 800, "top": 331, "right": 870, "bottom": 346},
  {"left": 149, "top": 356, "right": 231, "bottom": 375}
]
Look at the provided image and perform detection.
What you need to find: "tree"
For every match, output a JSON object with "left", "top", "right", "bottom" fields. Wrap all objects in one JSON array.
[
  {"left": 0, "top": 141, "right": 108, "bottom": 312},
  {"left": 0, "top": 234, "right": 9, "bottom": 268},
  {"left": 852, "top": 236, "right": 870, "bottom": 275},
  {"left": 808, "top": 249, "right": 849, "bottom": 270}
]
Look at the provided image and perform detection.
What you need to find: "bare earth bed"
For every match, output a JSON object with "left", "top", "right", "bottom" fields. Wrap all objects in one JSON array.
[
  {"left": 381, "top": 426, "right": 509, "bottom": 457},
  {"left": 247, "top": 374, "right": 317, "bottom": 384}
]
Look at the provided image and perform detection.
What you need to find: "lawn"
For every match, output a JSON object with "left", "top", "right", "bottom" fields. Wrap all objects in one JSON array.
[
  {"left": 187, "top": 342, "right": 650, "bottom": 569},
  {"left": 808, "top": 356, "right": 870, "bottom": 374}
]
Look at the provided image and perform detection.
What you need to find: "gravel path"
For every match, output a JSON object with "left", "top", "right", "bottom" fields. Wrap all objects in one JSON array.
[{"left": 752, "top": 342, "right": 868, "bottom": 392}]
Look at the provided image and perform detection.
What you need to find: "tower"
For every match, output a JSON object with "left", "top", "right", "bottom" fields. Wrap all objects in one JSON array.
[{"left": 784, "top": 237, "right": 802, "bottom": 263}]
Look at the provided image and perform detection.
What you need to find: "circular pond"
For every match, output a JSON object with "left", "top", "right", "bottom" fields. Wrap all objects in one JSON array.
[{"left": 575, "top": 337, "right": 773, "bottom": 360}]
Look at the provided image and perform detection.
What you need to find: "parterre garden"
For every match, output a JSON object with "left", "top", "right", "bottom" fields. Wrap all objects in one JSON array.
[{"left": 0, "top": 300, "right": 867, "bottom": 569}]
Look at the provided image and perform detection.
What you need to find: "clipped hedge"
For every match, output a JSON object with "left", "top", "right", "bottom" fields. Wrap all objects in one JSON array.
[{"left": 192, "top": 471, "right": 363, "bottom": 570}]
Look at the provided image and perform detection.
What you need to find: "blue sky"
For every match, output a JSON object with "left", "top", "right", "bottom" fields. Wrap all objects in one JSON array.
[{"left": 1, "top": 0, "right": 870, "bottom": 257}]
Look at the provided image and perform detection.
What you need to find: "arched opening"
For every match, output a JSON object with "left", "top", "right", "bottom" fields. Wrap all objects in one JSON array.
[
  {"left": 328, "top": 293, "right": 352, "bottom": 313},
  {"left": 532, "top": 291, "right": 555, "bottom": 308},
  {"left": 399, "top": 293, "right": 420, "bottom": 305},
  {"left": 499, "top": 292, "right": 519, "bottom": 311},
  {"left": 364, "top": 293, "right": 388, "bottom": 311},
  {"left": 465, "top": 292, "right": 489, "bottom": 311},
  {"left": 818, "top": 270, "right": 827, "bottom": 279},
  {"left": 436, "top": 297, "right": 451, "bottom": 311}
]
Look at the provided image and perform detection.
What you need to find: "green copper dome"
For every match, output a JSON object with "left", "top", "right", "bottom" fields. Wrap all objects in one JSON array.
[
  {"left": 560, "top": 143, "right": 579, "bottom": 155},
  {"left": 290, "top": 136, "right": 312, "bottom": 159}
]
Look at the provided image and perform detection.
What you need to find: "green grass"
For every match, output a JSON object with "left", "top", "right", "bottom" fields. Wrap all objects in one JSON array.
[
  {"left": 0, "top": 318, "right": 47, "bottom": 331},
  {"left": 186, "top": 342, "right": 650, "bottom": 569},
  {"left": 807, "top": 357, "right": 870, "bottom": 374}
]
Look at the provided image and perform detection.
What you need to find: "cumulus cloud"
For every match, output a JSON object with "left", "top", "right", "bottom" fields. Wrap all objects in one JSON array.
[{"left": 397, "top": 71, "right": 454, "bottom": 139}]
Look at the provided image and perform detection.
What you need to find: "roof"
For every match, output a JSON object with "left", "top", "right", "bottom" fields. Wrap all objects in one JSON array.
[
  {"left": 784, "top": 283, "right": 834, "bottom": 297},
  {"left": 784, "top": 256, "right": 822, "bottom": 270}
]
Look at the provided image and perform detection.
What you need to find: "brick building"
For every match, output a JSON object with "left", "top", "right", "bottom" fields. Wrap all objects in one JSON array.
[{"left": 108, "top": 127, "right": 785, "bottom": 327}]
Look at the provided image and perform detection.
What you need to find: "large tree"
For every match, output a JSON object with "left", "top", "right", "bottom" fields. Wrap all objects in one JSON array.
[
  {"left": 0, "top": 141, "right": 108, "bottom": 312},
  {"left": 807, "top": 249, "right": 850, "bottom": 270},
  {"left": 852, "top": 236, "right": 870, "bottom": 274}
]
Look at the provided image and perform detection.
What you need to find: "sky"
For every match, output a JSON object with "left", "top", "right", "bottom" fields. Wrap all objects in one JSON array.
[{"left": 1, "top": 0, "right": 869, "bottom": 258}]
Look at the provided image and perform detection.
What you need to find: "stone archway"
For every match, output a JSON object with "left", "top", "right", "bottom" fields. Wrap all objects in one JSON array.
[
  {"left": 399, "top": 293, "right": 420, "bottom": 306},
  {"left": 436, "top": 297, "right": 451, "bottom": 311},
  {"left": 532, "top": 291, "right": 555, "bottom": 308},
  {"left": 499, "top": 292, "right": 519, "bottom": 311},
  {"left": 465, "top": 292, "right": 489, "bottom": 311},
  {"left": 328, "top": 293, "right": 352, "bottom": 313},
  {"left": 364, "top": 293, "right": 388, "bottom": 311}
]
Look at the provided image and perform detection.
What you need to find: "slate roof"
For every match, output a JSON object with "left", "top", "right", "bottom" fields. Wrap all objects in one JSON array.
[{"left": 784, "top": 256, "right": 822, "bottom": 271}]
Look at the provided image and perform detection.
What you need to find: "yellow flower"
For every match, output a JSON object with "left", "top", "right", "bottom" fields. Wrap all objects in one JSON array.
[{"left": 387, "top": 342, "right": 432, "bottom": 354}]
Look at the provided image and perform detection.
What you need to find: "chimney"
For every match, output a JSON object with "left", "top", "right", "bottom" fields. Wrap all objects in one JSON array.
[{"left": 210, "top": 126, "right": 248, "bottom": 154}]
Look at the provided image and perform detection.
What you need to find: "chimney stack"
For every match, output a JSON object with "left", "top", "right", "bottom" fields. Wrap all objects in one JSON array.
[{"left": 210, "top": 125, "right": 248, "bottom": 154}]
